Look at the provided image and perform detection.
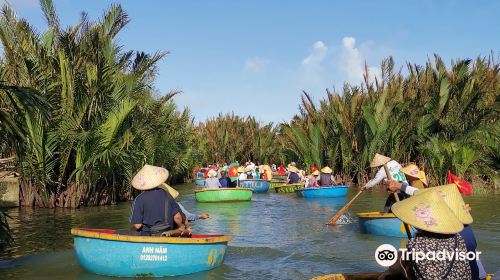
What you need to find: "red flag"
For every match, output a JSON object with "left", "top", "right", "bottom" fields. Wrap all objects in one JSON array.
[
  {"left": 311, "top": 164, "right": 318, "bottom": 173},
  {"left": 447, "top": 171, "right": 473, "bottom": 196}
]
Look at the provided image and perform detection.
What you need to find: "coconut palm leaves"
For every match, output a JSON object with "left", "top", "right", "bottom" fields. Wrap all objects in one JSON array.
[
  {"left": 280, "top": 56, "right": 499, "bottom": 185},
  {"left": 0, "top": 1, "right": 195, "bottom": 207}
]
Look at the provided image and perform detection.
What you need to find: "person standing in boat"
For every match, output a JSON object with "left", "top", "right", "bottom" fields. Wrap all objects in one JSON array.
[
  {"left": 204, "top": 169, "right": 221, "bottom": 188},
  {"left": 363, "top": 155, "right": 408, "bottom": 212},
  {"left": 380, "top": 188, "right": 472, "bottom": 280},
  {"left": 287, "top": 166, "right": 300, "bottom": 184},
  {"left": 319, "top": 166, "right": 334, "bottom": 186},
  {"left": 129, "top": 165, "right": 190, "bottom": 236}
]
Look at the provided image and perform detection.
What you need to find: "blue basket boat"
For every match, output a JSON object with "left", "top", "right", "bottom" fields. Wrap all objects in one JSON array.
[
  {"left": 357, "top": 212, "right": 416, "bottom": 238},
  {"left": 237, "top": 179, "right": 270, "bottom": 193},
  {"left": 195, "top": 178, "right": 206, "bottom": 186},
  {"left": 295, "top": 186, "right": 348, "bottom": 198},
  {"left": 71, "top": 228, "right": 231, "bottom": 277}
]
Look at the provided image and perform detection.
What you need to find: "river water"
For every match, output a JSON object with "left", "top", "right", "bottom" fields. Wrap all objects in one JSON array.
[{"left": 1, "top": 184, "right": 499, "bottom": 279}]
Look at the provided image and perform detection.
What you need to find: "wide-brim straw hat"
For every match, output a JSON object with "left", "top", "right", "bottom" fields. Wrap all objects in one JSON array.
[
  {"left": 244, "top": 166, "right": 253, "bottom": 172},
  {"left": 370, "top": 153, "right": 391, "bottom": 168},
  {"left": 288, "top": 166, "right": 299, "bottom": 173},
  {"left": 131, "top": 165, "right": 169, "bottom": 190},
  {"left": 415, "top": 184, "right": 473, "bottom": 225},
  {"left": 401, "top": 164, "right": 428, "bottom": 187},
  {"left": 237, "top": 167, "right": 244, "bottom": 173},
  {"left": 207, "top": 169, "right": 217, "bottom": 178},
  {"left": 321, "top": 166, "right": 333, "bottom": 174},
  {"left": 392, "top": 188, "right": 464, "bottom": 234},
  {"left": 159, "top": 183, "right": 179, "bottom": 199},
  {"left": 312, "top": 170, "right": 320, "bottom": 176}
]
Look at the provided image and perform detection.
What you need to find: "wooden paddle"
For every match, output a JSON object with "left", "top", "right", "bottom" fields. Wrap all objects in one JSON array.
[
  {"left": 326, "top": 188, "right": 365, "bottom": 225},
  {"left": 382, "top": 163, "right": 412, "bottom": 239}
]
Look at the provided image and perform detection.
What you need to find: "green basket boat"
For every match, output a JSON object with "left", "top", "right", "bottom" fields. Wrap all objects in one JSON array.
[
  {"left": 194, "top": 188, "right": 253, "bottom": 202},
  {"left": 272, "top": 183, "right": 305, "bottom": 193},
  {"left": 270, "top": 180, "right": 286, "bottom": 188}
]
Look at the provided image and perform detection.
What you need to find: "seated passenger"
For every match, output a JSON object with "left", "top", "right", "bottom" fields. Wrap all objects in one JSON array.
[
  {"left": 307, "top": 170, "right": 320, "bottom": 187},
  {"left": 219, "top": 171, "right": 230, "bottom": 188},
  {"left": 287, "top": 166, "right": 300, "bottom": 184},
  {"left": 319, "top": 166, "right": 334, "bottom": 186},
  {"left": 204, "top": 169, "right": 221, "bottom": 188},
  {"left": 129, "top": 165, "right": 190, "bottom": 236}
]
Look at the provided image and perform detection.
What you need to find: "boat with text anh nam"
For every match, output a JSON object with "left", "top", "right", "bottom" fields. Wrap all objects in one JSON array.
[
  {"left": 357, "top": 212, "right": 415, "bottom": 238},
  {"left": 238, "top": 179, "right": 270, "bottom": 193},
  {"left": 295, "top": 186, "right": 348, "bottom": 198},
  {"left": 272, "top": 183, "right": 305, "bottom": 193},
  {"left": 195, "top": 188, "right": 253, "bottom": 202},
  {"left": 71, "top": 228, "right": 230, "bottom": 277}
]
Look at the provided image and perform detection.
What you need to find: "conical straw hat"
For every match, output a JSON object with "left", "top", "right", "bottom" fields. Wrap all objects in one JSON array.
[
  {"left": 321, "top": 166, "right": 333, "bottom": 174},
  {"left": 237, "top": 167, "right": 244, "bottom": 173},
  {"left": 312, "top": 170, "right": 320, "bottom": 176},
  {"left": 159, "top": 183, "right": 179, "bottom": 199},
  {"left": 370, "top": 153, "right": 391, "bottom": 168},
  {"left": 401, "top": 164, "right": 428, "bottom": 187},
  {"left": 207, "top": 169, "right": 217, "bottom": 178},
  {"left": 392, "top": 188, "right": 464, "bottom": 234},
  {"left": 415, "top": 184, "right": 473, "bottom": 225},
  {"left": 288, "top": 166, "right": 299, "bottom": 173},
  {"left": 131, "top": 165, "right": 169, "bottom": 190}
]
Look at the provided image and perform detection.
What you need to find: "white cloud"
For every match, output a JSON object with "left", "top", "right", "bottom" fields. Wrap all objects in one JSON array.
[
  {"left": 300, "top": 41, "right": 328, "bottom": 87},
  {"left": 302, "top": 41, "right": 328, "bottom": 66},
  {"left": 244, "top": 57, "right": 270, "bottom": 72},
  {"left": 340, "top": 36, "right": 381, "bottom": 84}
]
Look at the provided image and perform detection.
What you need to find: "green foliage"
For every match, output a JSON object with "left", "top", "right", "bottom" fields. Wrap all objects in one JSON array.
[
  {"left": 280, "top": 56, "right": 499, "bottom": 186},
  {"left": 0, "top": 0, "right": 195, "bottom": 207},
  {"left": 195, "top": 113, "right": 282, "bottom": 165}
]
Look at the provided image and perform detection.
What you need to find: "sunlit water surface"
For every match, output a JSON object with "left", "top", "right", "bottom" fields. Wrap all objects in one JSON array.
[{"left": 1, "top": 184, "right": 499, "bottom": 279}]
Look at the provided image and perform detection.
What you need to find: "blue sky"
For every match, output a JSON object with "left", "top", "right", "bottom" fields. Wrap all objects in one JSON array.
[{"left": 6, "top": 0, "right": 500, "bottom": 123}]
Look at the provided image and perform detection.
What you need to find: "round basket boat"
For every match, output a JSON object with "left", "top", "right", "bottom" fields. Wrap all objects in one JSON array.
[
  {"left": 71, "top": 228, "right": 231, "bottom": 277},
  {"left": 194, "top": 188, "right": 252, "bottom": 202},
  {"left": 272, "top": 183, "right": 304, "bottom": 193},
  {"left": 270, "top": 179, "right": 286, "bottom": 188},
  {"left": 295, "top": 186, "right": 348, "bottom": 198},
  {"left": 195, "top": 178, "right": 206, "bottom": 186},
  {"left": 357, "top": 212, "right": 415, "bottom": 238},
  {"left": 238, "top": 179, "right": 270, "bottom": 193}
]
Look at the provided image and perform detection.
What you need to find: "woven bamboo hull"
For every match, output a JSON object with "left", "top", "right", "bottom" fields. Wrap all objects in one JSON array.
[
  {"left": 194, "top": 188, "right": 252, "bottom": 202},
  {"left": 295, "top": 186, "right": 348, "bottom": 198},
  {"left": 270, "top": 180, "right": 286, "bottom": 188},
  {"left": 272, "top": 183, "right": 304, "bottom": 193},
  {"left": 238, "top": 179, "right": 270, "bottom": 193},
  {"left": 357, "top": 212, "right": 415, "bottom": 238}
]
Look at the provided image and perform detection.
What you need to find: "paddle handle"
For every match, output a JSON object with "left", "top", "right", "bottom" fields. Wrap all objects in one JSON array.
[
  {"left": 326, "top": 189, "right": 364, "bottom": 225},
  {"left": 383, "top": 163, "right": 412, "bottom": 239}
]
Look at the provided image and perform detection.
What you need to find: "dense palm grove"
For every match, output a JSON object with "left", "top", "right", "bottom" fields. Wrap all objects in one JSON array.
[{"left": 0, "top": 0, "right": 498, "bottom": 216}]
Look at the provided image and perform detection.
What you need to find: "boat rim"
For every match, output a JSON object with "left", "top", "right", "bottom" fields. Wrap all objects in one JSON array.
[
  {"left": 238, "top": 179, "right": 270, "bottom": 182},
  {"left": 271, "top": 183, "right": 305, "bottom": 188},
  {"left": 356, "top": 212, "right": 397, "bottom": 218},
  {"left": 298, "top": 186, "right": 348, "bottom": 191},
  {"left": 194, "top": 187, "right": 252, "bottom": 193},
  {"left": 71, "top": 228, "right": 232, "bottom": 244}
]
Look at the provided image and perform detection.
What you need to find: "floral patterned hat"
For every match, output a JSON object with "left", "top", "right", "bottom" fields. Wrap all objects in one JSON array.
[
  {"left": 401, "top": 164, "right": 428, "bottom": 188},
  {"left": 415, "top": 184, "right": 473, "bottom": 225},
  {"left": 131, "top": 165, "right": 169, "bottom": 191},
  {"left": 391, "top": 188, "right": 464, "bottom": 234}
]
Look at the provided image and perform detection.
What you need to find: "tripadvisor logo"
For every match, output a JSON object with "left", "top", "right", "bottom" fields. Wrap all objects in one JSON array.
[{"left": 375, "top": 243, "right": 481, "bottom": 267}]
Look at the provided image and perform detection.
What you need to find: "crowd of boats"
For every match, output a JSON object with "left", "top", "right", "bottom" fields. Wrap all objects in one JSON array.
[{"left": 68, "top": 154, "right": 493, "bottom": 279}]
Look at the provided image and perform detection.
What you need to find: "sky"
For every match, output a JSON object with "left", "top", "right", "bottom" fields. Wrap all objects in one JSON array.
[{"left": 5, "top": 0, "right": 500, "bottom": 123}]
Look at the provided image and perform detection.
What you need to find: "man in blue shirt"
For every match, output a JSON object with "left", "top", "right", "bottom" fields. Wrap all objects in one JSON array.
[{"left": 129, "top": 165, "right": 190, "bottom": 236}]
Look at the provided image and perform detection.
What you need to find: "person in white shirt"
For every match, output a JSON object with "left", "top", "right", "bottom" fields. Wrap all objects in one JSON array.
[{"left": 363, "top": 159, "right": 409, "bottom": 212}]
